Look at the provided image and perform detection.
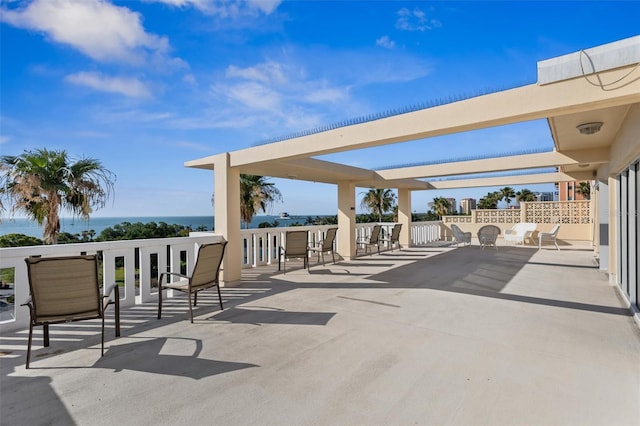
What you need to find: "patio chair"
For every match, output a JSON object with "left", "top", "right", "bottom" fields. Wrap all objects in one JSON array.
[
  {"left": 380, "top": 223, "right": 402, "bottom": 251},
  {"left": 450, "top": 224, "right": 472, "bottom": 247},
  {"left": 308, "top": 227, "right": 338, "bottom": 266},
  {"left": 477, "top": 225, "right": 501, "bottom": 250},
  {"left": 504, "top": 223, "right": 537, "bottom": 245},
  {"left": 356, "top": 224, "right": 382, "bottom": 255},
  {"left": 279, "top": 230, "right": 310, "bottom": 273},
  {"left": 538, "top": 224, "right": 561, "bottom": 250},
  {"left": 158, "top": 241, "right": 227, "bottom": 323},
  {"left": 23, "top": 255, "right": 121, "bottom": 369}
]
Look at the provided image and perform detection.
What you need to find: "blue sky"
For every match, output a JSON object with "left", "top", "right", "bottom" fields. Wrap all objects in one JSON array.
[{"left": 1, "top": 0, "right": 639, "bottom": 218}]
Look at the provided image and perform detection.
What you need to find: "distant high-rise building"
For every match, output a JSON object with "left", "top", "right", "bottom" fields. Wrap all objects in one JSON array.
[
  {"left": 427, "top": 198, "right": 457, "bottom": 215},
  {"left": 445, "top": 198, "right": 457, "bottom": 214},
  {"left": 556, "top": 181, "right": 589, "bottom": 201},
  {"left": 459, "top": 198, "right": 476, "bottom": 214}
]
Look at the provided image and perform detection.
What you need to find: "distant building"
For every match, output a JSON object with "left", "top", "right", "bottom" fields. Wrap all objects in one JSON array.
[
  {"left": 536, "top": 192, "right": 556, "bottom": 202},
  {"left": 459, "top": 198, "right": 476, "bottom": 214},
  {"left": 556, "top": 181, "right": 589, "bottom": 201},
  {"left": 445, "top": 198, "right": 457, "bottom": 214},
  {"left": 427, "top": 198, "right": 457, "bottom": 214}
]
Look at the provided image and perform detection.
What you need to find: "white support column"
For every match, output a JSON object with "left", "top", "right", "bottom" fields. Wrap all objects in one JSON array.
[
  {"left": 397, "top": 188, "right": 411, "bottom": 248},
  {"left": 337, "top": 181, "right": 356, "bottom": 260},
  {"left": 214, "top": 153, "right": 242, "bottom": 284}
]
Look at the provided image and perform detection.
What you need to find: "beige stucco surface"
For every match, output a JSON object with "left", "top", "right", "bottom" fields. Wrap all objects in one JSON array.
[{"left": 2, "top": 245, "right": 639, "bottom": 425}]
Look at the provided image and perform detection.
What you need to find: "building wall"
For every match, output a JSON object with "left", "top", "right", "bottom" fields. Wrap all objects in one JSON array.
[
  {"left": 557, "top": 181, "right": 588, "bottom": 201},
  {"left": 606, "top": 103, "right": 640, "bottom": 314}
]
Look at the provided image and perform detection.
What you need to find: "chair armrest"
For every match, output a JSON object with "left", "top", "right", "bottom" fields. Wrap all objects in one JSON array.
[
  {"left": 159, "top": 272, "right": 189, "bottom": 286},
  {"left": 103, "top": 282, "right": 119, "bottom": 298},
  {"left": 21, "top": 296, "right": 32, "bottom": 307}
]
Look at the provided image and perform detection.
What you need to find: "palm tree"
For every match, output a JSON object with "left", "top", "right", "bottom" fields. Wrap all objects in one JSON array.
[
  {"left": 360, "top": 188, "right": 396, "bottom": 222},
  {"left": 500, "top": 186, "right": 516, "bottom": 208},
  {"left": 430, "top": 196, "right": 451, "bottom": 218},
  {"left": 516, "top": 188, "right": 537, "bottom": 203},
  {"left": 478, "top": 191, "right": 502, "bottom": 209},
  {"left": 239, "top": 174, "right": 283, "bottom": 228},
  {"left": 1, "top": 148, "right": 115, "bottom": 244},
  {"left": 576, "top": 181, "right": 591, "bottom": 200}
]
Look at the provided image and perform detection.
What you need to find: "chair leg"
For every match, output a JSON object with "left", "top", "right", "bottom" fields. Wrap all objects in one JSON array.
[
  {"left": 101, "top": 314, "right": 105, "bottom": 357},
  {"left": 194, "top": 290, "right": 198, "bottom": 307},
  {"left": 157, "top": 286, "right": 163, "bottom": 319},
  {"left": 43, "top": 323, "right": 49, "bottom": 347},
  {"left": 114, "top": 287, "right": 121, "bottom": 337},
  {"left": 188, "top": 292, "right": 194, "bottom": 324},
  {"left": 26, "top": 322, "right": 33, "bottom": 369},
  {"left": 216, "top": 284, "right": 224, "bottom": 310}
]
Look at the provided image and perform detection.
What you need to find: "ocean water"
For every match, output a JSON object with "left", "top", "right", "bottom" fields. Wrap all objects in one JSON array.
[{"left": 0, "top": 214, "right": 318, "bottom": 240}]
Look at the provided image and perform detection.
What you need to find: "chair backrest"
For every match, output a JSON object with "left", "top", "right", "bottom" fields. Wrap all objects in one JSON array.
[
  {"left": 285, "top": 230, "right": 309, "bottom": 256},
  {"left": 25, "top": 255, "right": 101, "bottom": 319},
  {"left": 478, "top": 225, "right": 501, "bottom": 242},
  {"left": 191, "top": 241, "right": 227, "bottom": 287},
  {"left": 369, "top": 224, "right": 382, "bottom": 244},
  {"left": 548, "top": 224, "right": 561, "bottom": 237},
  {"left": 320, "top": 227, "right": 338, "bottom": 251},
  {"left": 512, "top": 223, "right": 537, "bottom": 235},
  {"left": 451, "top": 224, "right": 465, "bottom": 239},
  {"left": 389, "top": 224, "right": 402, "bottom": 241}
]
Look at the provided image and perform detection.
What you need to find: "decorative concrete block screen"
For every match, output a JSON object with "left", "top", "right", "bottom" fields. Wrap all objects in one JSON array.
[
  {"left": 442, "top": 201, "right": 592, "bottom": 241},
  {"left": 475, "top": 208, "right": 521, "bottom": 224},
  {"left": 472, "top": 201, "right": 591, "bottom": 224},
  {"left": 525, "top": 201, "right": 591, "bottom": 224}
]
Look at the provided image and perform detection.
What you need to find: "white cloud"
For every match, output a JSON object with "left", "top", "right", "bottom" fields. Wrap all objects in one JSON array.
[
  {"left": 376, "top": 35, "right": 395, "bottom": 49},
  {"left": 65, "top": 72, "right": 152, "bottom": 98},
  {"left": 304, "top": 87, "right": 347, "bottom": 104},
  {"left": 219, "top": 81, "right": 282, "bottom": 111},
  {"left": 226, "top": 62, "right": 286, "bottom": 84},
  {"left": 1, "top": 0, "right": 173, "bottom": 66},
  {"left": 0, "top": 135, "right": 10, "bottom": 145},
  {"left": 396, "top": 7, "right": 442, "bottom": 32},
  {"left": 183, "top": 73, "right": 197, "bottom": 85},
  {"left": 147, "top": 0, "right": 282, "bottom": 16}
]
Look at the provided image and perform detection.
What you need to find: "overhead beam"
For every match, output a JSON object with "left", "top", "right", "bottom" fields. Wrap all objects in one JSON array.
[
  {"left": 216, "top": 65, "right": 639, "bottom": 169},
  {"left": 376, "top": 148, "right": 610, "bottom": 180},
  {"left": 426, "top": 171, "right": 594, "bottom": 190}
]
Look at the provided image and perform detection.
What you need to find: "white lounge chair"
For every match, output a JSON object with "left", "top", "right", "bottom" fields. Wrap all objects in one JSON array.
[
  {"left": 504, "top": 223, "right": 537, "bottom": 245},
  {"left": 538, "top": 224, "right": 561, "bottom": 250}
]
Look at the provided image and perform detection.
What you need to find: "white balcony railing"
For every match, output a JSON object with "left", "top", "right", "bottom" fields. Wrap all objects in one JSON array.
[{"left": 0, "top": 221, "right": 442, "bottom": 333}]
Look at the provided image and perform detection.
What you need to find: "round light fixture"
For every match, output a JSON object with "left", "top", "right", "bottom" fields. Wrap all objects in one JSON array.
[{"left": 576, "top": 122, "right": 603, "bottom": 135}]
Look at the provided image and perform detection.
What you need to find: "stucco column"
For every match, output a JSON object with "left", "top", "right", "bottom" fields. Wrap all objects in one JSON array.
[
  {"left": 607, "top": 175, "right": 617, "bottom": 283},
  {"left": 213, "top": 153, "right": 242, "bottom": 284},
  {"left": 397, "top": 188, "right": 411, "bottom": 248},
  {"left": 337, "top": 181, "right": 356, "bottom": 260}
]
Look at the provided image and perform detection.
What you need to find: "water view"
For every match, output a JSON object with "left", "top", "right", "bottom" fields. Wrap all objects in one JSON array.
[{"left": 0, "top": 214, "right": 327, "bottom": 239}]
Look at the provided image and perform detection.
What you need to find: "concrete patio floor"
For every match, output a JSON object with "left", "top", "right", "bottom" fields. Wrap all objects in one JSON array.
[{"left": 1, "top": 242, "right": 639, "bottom": 425}]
